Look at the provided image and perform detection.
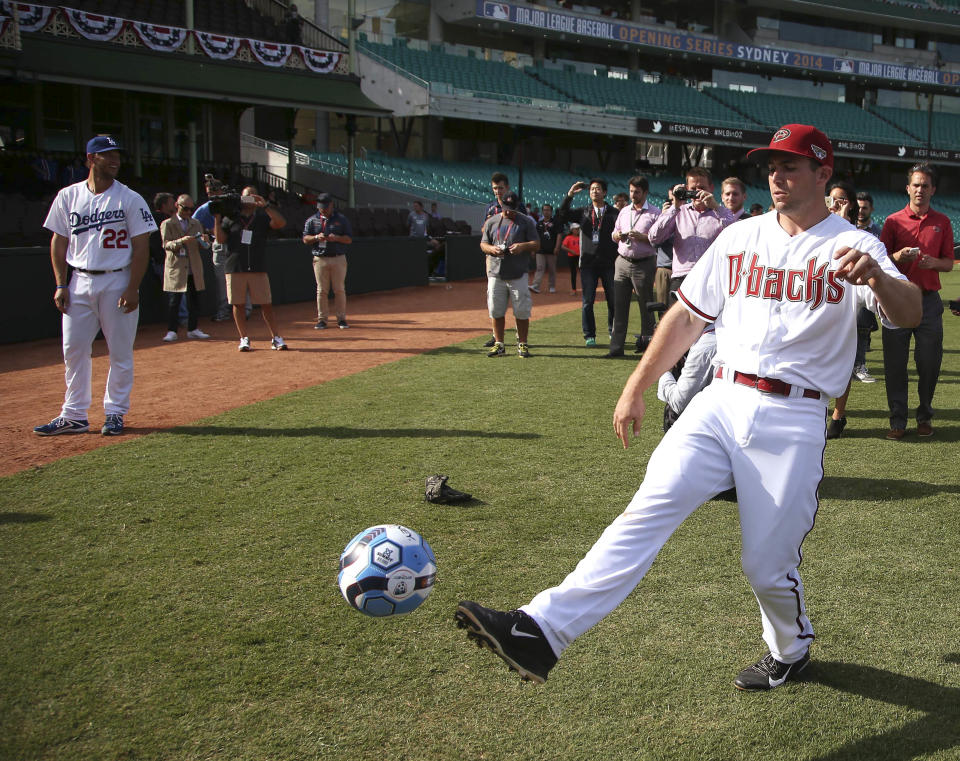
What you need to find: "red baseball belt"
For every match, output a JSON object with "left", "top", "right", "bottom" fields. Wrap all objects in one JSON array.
[{"left": 716, "top": 368, "right": 821, "bottom": 400}]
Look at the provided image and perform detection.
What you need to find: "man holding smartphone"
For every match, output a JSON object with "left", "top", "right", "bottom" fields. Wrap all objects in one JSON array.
[{"left": 880, "top": 163, "right": 954, "bottom": 440}]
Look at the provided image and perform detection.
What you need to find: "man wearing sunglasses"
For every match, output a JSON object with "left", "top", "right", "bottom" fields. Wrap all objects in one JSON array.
[{"left": 160, "top": 194, "right": 210, "bottom": 342}]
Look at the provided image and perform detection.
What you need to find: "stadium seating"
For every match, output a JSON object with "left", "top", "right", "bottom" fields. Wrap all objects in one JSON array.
[
  {"left": 868, "top": 105, "right": 960, "bottom": 147},
  {"left": 530, "top": 66, "right": 745, "bottom": 127},
  {"left": 359, "top": 39, "right": 566, "bottom": 103},
  {"left": 706, "top": 90, "right": 917, "bottom": 144}
]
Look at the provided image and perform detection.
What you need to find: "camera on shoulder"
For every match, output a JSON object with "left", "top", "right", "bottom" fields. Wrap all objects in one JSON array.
[{"left": 204, "top": 173, "right": 243, "bottom": 218}]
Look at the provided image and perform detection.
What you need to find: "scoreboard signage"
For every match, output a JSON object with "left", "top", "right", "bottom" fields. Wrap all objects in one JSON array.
[
  {"left": 478, "top": 1, "right": 960, "bottom": 91},
  {"left": 638, "top": 120, "right": 960, "bottom": 166}
]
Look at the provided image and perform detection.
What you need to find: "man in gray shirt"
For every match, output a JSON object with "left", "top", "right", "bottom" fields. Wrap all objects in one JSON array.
[{"left": 480, "top": 191, "right": 539, "bottom": 358}]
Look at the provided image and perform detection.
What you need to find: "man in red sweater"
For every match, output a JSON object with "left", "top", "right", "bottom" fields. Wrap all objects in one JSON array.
[{"left": 880, "top": 163, "right": 955, "bottom": 440}]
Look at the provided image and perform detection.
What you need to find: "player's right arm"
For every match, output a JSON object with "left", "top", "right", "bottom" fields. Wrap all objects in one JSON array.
[
  {"left": 50, "top": 233, "right": 70, "bottom": 313},
  {"left": 613, "top": 304, "right": 706, "bottom": 448}
]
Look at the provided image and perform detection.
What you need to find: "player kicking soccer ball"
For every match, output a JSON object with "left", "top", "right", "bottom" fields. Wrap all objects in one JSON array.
[{"left": 455, "top": 124, "right": 921, "bottom": 690}]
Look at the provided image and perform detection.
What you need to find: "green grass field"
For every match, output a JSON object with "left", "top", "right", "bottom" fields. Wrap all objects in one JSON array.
[{"left": 3, "top": 271, "right": 960, "bottom": 761}]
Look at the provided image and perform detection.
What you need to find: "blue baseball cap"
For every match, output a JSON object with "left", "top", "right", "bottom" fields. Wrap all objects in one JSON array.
[{"left": 86, "top": 135, "right": 123, "bottom": 154}]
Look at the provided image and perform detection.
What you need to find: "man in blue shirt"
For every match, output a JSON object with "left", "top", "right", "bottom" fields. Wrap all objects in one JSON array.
[
  {"left": 193, "top": 178, "right": 231, "bottom": 322},
  {"left": 303, "top": 193, "right": 353, "bottom": 329}
]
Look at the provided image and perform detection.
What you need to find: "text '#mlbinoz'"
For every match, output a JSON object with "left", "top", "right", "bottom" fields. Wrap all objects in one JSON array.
[
  {"left": 728, "top": 252, "right": 843, "bottom": 310},
  {"left": 69, "top": 207, "right": 127, "bottom": 236}
]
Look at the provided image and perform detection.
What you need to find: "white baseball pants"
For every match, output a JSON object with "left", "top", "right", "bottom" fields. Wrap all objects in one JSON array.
[
  {"left": 523, "top": 380, "right": 826, "bottom": 664},
  {"left": 61, "top": 269, "right": 139, "bottom": 420}
]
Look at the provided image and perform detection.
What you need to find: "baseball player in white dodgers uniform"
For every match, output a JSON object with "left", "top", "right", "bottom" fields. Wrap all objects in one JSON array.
[
  {"left": 34, "top": 136, "right": 156, "bottom": 437},
  {"left": 455, "top": 124, "right": 921, "bottom": 690}
]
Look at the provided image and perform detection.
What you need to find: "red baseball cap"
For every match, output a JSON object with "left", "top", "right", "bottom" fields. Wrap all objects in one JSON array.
[{"left": 747, "top": 124, "right": 833, "bottom": 168}]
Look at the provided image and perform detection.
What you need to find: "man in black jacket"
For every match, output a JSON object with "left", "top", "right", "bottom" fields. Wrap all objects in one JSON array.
[{"left": 556, "top": 178, "right": 619, "bottom": 347}]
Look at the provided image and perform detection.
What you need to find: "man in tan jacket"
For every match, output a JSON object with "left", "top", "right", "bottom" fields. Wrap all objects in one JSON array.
[{"left": 161, "top": 194, "right": 209, "bottom": 341}]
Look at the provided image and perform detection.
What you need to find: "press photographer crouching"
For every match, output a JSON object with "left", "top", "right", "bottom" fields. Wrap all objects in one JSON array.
[{"left": 213, "top": 186, "right": 289, "bottom": 352}]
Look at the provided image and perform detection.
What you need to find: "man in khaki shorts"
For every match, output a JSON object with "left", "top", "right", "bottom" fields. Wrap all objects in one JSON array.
[
  {"left": 480, "top": 191, "right": 539, "bottom": 358},
  {"left": 214, "top": 187, "right": 288, "bottom": 351}
]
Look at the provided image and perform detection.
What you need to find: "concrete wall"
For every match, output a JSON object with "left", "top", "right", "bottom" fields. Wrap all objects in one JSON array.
[{"left": 2, "top": 235, "right": 485, "bottom": 344}]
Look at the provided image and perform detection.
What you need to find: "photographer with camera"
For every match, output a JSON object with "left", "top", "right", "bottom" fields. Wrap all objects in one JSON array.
[
  {"left": 160, "top": 194, "right": 209, "bottom": 342},
  {"left": 556, "top": 178, "right": 620, "bottom": 348},
  {"left": 648, "top": 167, "right": 735, "bottom": 293},
  {"left": 214, "top": 186, "right": 288, "bottom": 352}
]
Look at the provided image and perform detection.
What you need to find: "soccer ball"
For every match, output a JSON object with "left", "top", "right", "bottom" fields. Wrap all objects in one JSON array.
[{"left": 338, "top": 524, "right": 437, "bottom": 617}]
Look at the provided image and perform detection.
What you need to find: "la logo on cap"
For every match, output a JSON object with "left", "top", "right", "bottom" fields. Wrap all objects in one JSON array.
[{"left": 772, "top": 128, "right": 791, "bottom": 142}]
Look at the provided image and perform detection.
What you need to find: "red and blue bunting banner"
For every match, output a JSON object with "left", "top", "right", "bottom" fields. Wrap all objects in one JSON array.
[
  {"left": 249, "top": 39, "right": 291, "bottom": 67},
  {"left": 131, "top": 21, "right": 187, "bottom": 51},
  {"left": 62, "top": 6, "right": 124, "bottom": 41},
  {"left": 4, "top": 1, "right": 52, "bottom": 31},
  {"left": 301, "top": 48, "right": 342, "bottom": 74},
  {"left": 195, "top": 30, "right": 241, "bottom": 60},
  {"left": 8, "top": 3, "right": 343, "bottom": 74}
]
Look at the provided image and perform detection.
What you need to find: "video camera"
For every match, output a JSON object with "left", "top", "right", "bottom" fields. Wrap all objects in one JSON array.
[{"left": 204, "top": 173, "right": 243, "bottom": 218}]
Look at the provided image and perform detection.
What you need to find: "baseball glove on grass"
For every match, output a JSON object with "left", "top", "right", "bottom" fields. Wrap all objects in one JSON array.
[{"left": 425, "top": 475, "right": 472, "bottom": 504}]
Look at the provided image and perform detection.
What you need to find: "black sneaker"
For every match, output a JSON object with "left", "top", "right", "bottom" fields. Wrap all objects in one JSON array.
[
  {"left": 483, "top": 335, "right": 497, "bottom": 348},
  {"left": 314, "top": 320, "right": 327, "bottom": 330},
  {"left": 487, "top": 341, "right": 505, "bottom": 357},
  {"left": 454, "top": 601, "right": 557, "bottom": 683},
  {"left": 338, "top": 319, "right": 349, "bottom": 329},
  {"left": 734, "top": 651, "right": 810, "bottom": 691},
  {"left": 826, "top": 416, "right": 847, "bottom": 440}
]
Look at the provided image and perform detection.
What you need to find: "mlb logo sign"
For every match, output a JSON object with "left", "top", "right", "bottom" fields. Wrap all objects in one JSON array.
[{"left": 484, "top": 2, "right": 509, "bottom": 20}]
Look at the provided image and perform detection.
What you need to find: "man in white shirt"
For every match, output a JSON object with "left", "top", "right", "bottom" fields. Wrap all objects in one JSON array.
[
  {"left": 455, "top": 123, "right": 920, "bottom": 691},
  {"left": 35, "top": 136, "right": 156, "bottom": 437}
]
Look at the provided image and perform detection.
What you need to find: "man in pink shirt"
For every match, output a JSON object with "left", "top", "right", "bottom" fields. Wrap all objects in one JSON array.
[
  {"left": 607, "top": 175, "right": 660, "bottom": 358},
  {"left": 880, "top": 163, "right": 955, "bottom": 440},
  {"left": 648, "top": 167, "right": 736, "bottom": 293}
]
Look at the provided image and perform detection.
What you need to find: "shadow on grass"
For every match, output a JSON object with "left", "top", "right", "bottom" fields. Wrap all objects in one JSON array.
[
  {"left": 806, "top": 659, "right": 960, "bottom": 761},
  {"left": 0, "top": 512, "right": 51, "bottom": 524},
  {"left": 819, "top": 476, "right": 960, "bottom": 500},
  {"left": 170, "top": 425, "right": 541, "bottom": 440}
]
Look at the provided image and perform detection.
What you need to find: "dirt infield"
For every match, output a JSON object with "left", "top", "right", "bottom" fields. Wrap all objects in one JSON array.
[{"left": 1, "top": 281, "right": 582, "bottom": 477}]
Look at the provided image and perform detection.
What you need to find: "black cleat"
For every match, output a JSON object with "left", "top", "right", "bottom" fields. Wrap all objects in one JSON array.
[
  {"left": 826, "top": 416, "right": 847, "bottom": 440},
  {"left": 455, "top": 601, "right": 557, "bottom": 683},
  {"left": 734, "top": 651, "right": 810, "bottom": 691}
]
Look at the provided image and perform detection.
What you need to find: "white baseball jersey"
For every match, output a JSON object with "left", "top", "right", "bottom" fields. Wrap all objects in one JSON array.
[
  {"left": 44, "top": 180, "right": 156, "bottom": 270},
  {"left": 677, "top": 211, "right": 906, "bottom": 399}
]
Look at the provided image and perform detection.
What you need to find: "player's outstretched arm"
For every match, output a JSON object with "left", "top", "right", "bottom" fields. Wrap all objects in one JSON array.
[
  {"left": 613, "top": 304, "right": 706, "bottom": 448},
  {"left": 834, "top": 245, "right": 921, "bottom": 328}
]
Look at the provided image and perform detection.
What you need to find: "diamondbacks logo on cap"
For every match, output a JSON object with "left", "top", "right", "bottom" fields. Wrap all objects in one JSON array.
[
  {"left": 811, "top": 144, "right": 826, "bottom": 160},
  {"left": 772, "top": 128, "right": 791, "bottom": 142}
]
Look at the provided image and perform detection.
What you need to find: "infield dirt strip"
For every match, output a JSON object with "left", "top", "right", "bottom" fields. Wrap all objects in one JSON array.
[{"left": 1, "top": 281, "right": 584, "bottom": 477}]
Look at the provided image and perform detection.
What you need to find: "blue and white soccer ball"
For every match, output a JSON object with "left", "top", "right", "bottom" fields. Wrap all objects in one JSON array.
[{"left": 337, "top": 524, "right": 437, "bottom": 617}]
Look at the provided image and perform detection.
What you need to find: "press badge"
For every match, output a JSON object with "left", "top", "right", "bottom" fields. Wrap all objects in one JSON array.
[
  {"left": 592, "top": 228, "right": 599, "bottom": 244},
  {"left": 241, "top": 229, "right": 253, "bottom": 245}
]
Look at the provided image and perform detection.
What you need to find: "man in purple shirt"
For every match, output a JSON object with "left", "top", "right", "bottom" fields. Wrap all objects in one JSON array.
[
  {"left": 648, "top": 167, "right": 735, "bottom": 292},
  {"left": 607, "top": 175, "right": 660, "bottom": 358}
]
